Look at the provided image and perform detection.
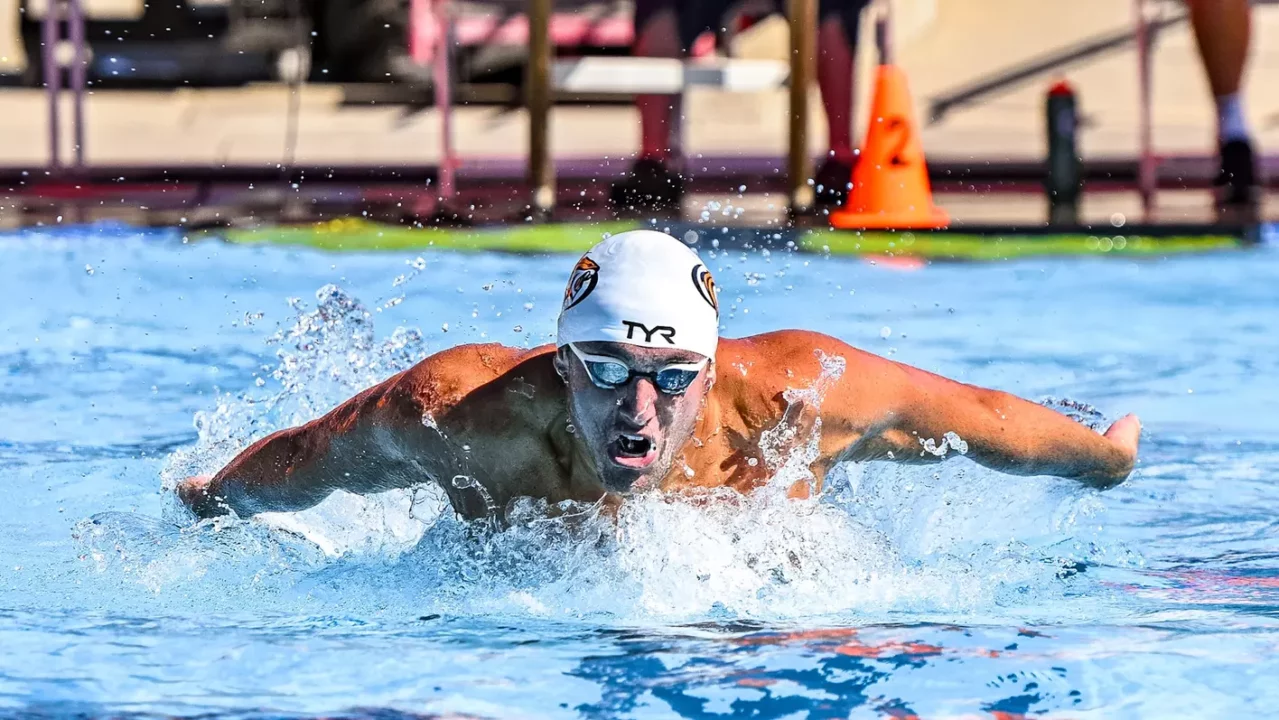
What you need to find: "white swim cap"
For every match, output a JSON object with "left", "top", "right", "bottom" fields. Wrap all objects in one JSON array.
[{"left": 557, "top": 230, "right": 719, "bottom": 359}]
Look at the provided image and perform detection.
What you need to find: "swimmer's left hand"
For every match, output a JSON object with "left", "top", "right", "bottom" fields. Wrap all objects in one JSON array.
[{"left": 1101, "top": 414, "right": 1142, "bottom": 485}]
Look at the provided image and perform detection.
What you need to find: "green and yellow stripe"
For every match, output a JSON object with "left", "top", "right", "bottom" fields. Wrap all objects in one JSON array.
[{"left": 212, "top": 218, "right": 1244, "bottom": 261}]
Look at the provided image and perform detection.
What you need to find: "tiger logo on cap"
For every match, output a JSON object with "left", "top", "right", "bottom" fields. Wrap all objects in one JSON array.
[
  {"left": 691, "top": 263, "right": 718, "bottom": 314},
  {"left": 563, "top": 256, "right": 600, "bottom": 310}
]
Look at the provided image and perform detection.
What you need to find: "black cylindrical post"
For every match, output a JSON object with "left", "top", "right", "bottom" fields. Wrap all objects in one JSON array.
[{"left": 1045, "top": 79, "right": 1081, "bottom": 226}]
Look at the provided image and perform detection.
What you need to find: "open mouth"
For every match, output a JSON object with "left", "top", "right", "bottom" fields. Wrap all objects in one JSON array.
[{"left": 608, "top": 432, "right": 657, "bottom": 468}]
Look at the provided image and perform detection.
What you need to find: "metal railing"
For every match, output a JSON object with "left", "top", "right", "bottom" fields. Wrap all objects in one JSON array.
[
  {"left": 410, "top": 0, "right": 460, "bottom": 212},
  {"left": 40, "top": 0, "right": 88, "bottom": 173},
  {"left": 1134, "top": 0, "right": 1161, "bottom": 219}
]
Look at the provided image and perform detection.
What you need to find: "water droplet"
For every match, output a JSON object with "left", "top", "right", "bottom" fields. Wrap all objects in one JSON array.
[
  {"left": 512, "top": 325, "right": 523, "bottom": 333},
  {"left": 566, "top": 423, "right": 576, "bottom": 435},
  {"left": 84, "top": 264, "right": 94, "bottom": 276},
  {"left": 880, "top": 326, "right": 892, "bottom": 339}
]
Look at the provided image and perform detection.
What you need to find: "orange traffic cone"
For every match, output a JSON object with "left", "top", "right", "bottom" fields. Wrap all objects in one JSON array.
[{"left": 830, "top": 65, "right": 949, "bottom": 230}]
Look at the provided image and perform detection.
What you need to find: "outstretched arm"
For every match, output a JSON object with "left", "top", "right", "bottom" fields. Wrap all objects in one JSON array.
[
  {"left": 811, "top": 341, "right": 1139, "bottom": 489},
  {"left": 177, "top": 372, "right": 429, "bottom": 518}
]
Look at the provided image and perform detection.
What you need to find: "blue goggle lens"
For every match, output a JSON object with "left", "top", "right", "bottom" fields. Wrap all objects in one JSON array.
[
  {"left": 585, "top": 360, "right": 630, "bottom": 387},
  {"left": 653, "top": 368, "right": 700, "bottom": 393},
  {"left": 582, "top": 360, "right": 700, "bottom": 394}
]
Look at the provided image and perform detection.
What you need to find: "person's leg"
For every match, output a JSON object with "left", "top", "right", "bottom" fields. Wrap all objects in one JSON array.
[
  {"left": 816, "top": 9, "right": 857, "bottom": 166},
  {"left": 1184, "top": 0, "right": 1256, "bottom": 211},
  {"left": 634, "top": 1, "right": 682, "bottom": 162},
  {"left": 615, "top": 0, "right": 729, "bottom": 211},
  {"left": 812, "top": 0, "right": 868, "bottom": 206},
  {"left": 1186, "top": 0, "right": 1252, "bottom": 142}
]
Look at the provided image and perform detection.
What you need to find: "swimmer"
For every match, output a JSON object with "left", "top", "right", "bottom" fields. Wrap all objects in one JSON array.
[{"left": 178, "top": 231, "right": 1141, "bottom": 520}]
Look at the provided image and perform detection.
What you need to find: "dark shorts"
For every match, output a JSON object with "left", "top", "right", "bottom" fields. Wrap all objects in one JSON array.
[{"left": 634, "top": 0, "right": 870, "bottom": 52}]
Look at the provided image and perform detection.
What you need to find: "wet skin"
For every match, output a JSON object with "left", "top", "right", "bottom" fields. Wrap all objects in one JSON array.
[{"left": 178, "top": 330, "right": 1141, "bottom": 521}]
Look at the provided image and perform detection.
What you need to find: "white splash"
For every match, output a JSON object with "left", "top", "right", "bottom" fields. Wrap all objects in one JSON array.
[
  {"left": 920, "top": 431, "right": 969, "bottom": 458},
  {"left": 159, "top": 284, "right": 435, "bottom": 552},
  {"left": 757, "top": 350, "right": 846, "bottom": 495}
]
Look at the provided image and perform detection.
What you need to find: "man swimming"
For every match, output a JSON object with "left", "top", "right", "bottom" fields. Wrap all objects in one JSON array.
[{"left": 178, "top": 230, "right": 1140, "bottom": 520}]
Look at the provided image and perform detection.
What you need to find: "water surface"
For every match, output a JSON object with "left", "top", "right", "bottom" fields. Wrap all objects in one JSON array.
[{"left": 2, "top": 225, "right": 1278, "bottom": 717}]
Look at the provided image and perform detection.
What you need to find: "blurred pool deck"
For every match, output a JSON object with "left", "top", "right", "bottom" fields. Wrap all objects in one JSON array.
[{"left": 1, "top": 0, "right": 1277, "bottom": 228}]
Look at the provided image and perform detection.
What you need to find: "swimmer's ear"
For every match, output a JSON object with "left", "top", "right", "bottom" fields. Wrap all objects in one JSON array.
[{"left": 553, "top": 348, "right": 570, "bottom": 382}]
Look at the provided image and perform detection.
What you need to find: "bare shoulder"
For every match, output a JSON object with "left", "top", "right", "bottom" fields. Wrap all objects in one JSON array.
[
  {"left": 713, "top": 330, "right": 910, "bottom": 428},
  {"left": 717, "top": 330, "right": 893, "bottom": 383},
  {"left": 390, "top": 342, "right": 557, "bottom": 415}
]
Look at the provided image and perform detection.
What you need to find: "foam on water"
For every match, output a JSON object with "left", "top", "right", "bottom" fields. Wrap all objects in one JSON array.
[{"left": 65, "top": 282, "right": 1140, "bottom": 625}]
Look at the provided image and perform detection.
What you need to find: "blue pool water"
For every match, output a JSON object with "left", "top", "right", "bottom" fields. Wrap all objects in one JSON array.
[{"left": 2, "top": 225, "right": 1279, "bottom": 718}]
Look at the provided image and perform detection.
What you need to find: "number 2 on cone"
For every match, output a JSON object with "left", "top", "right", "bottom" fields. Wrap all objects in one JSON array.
[{"left": 886, "top": 117, "right": 910, "bottom": 167}]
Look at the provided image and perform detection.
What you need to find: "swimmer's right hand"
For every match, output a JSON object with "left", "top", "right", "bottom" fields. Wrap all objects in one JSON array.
[{"left": 176, "top": 475, "right": 227, "bottom": 518}]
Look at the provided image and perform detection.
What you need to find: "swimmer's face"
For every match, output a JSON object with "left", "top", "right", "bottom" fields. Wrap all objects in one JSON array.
[{"left": 556, "top": 341, "right": 714, "bottom": 493}]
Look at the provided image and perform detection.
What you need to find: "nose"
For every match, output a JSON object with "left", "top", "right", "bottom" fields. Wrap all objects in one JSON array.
[{"left": 617, "top": 376, "right": 659, "bottom": 428}]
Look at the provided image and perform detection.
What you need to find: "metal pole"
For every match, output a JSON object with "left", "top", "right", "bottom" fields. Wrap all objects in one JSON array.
[
  {"left": 43, "top": 0, "right": 62, "bottom": 172},
  {"left": 408, "top": 0, "right": 425, "bottom": 61},
  {"left": 69, "top": 0, "right": 86, "bottom": 171},
  {"left": 1135, "top": 0, "right": 1156, "bottom": 219},
  {"left": 527, "top": 0, "right": 554, "bottom": 217},
  {"left": 787, "top": 0, "right": 816, "bottom": 216},
  {"left": 433, "top": 0, "right": 455, "bottom": 202}
]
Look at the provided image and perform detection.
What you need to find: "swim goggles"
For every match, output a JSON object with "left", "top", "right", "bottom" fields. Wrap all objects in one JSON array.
[{"left": 567, "top": 343, "right": 707, "bottom": 395}]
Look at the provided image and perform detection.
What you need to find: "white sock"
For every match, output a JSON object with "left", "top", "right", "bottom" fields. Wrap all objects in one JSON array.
[{"left": 1216, "top": 93, "right": 1250, "bottom": 143}]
